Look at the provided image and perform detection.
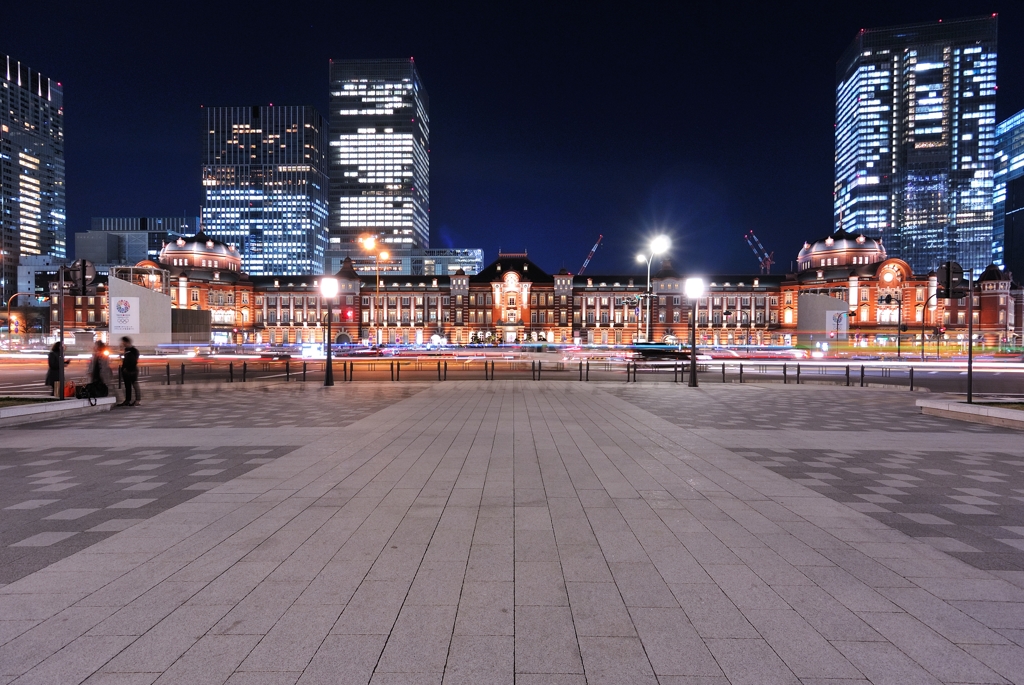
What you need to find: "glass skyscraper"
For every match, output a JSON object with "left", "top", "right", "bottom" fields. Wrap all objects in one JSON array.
[
  {"left": 995, "top": 109, "right": 1024, "bottom": 279},
  {"left": 1, "top": 53, "right": 65, "bottom": 301},
  {"left": 328, "top": 58, "right": 429, "bottom": 251},
  {"left": 201, "top": 106, "right": 328, "bottom": 276},
  {"left": 834, "top": 16, "right": 997, "bottom": 274}
]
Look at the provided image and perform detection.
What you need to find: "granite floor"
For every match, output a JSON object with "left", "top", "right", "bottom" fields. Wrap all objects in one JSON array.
[{"left": 1, "top": 381, "right": 1023, "bottom": 684}]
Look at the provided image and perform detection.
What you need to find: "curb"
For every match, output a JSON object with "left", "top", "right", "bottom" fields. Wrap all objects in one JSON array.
[
  {"left": 0, "top": 397, "right": 117, "bottom": 427},
  {"left": 916, "top": 398, "right": 1024, "bottom": 430}
]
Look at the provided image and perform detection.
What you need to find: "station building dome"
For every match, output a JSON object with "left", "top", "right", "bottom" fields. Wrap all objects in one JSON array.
[
  {"left": 158, "top": 233, "right": 242, "bottom": 273},
  {"left": 796, "top": 228, "right": 886, "bottom": 272}
]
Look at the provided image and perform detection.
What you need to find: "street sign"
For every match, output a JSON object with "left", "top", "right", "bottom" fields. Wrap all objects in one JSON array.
[{"left": 936, "top": 261, "right": 966, "bottom": 299}]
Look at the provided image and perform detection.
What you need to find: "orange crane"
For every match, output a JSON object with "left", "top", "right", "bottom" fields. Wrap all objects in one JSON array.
[
  {"left": 744, "top": 231, "right": 775, "bottom": 274},
  {"left": 578, "top": 234, "right": 603, "bottom": 275}
]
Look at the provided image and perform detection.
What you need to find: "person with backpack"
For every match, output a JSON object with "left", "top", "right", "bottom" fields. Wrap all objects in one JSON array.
[{"left": 120, "top": 336, "right": 141, "bottom": 406}]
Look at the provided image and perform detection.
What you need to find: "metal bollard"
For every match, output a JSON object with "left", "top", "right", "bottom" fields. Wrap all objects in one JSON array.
[
  {"left": 118, "top": 364, "right": 123, "bottom": 389},
  {"left": 242, "top": 361, "right": 247, "bottom": 383},
  {"left": 909, "top": 367, "right": 914, "bottom": 392},
  {"left": 860, "top": 365, "right": 865, "bottom": 387},
  {"left": 443, "top": 361, "right": 447, "bottom": 381},
  {"left": 285, "top": 360, "right": 290, "bottom": 382},
  {"left": 586, "top": 360, "right": 589, "bottom": 381},
  {"left": 166, "top": 362, "right": 171, "bottom": 386},
  {"left": 532, "top": 360, "right": 536, "bottom": 381},
  {"left": 845, "top": 364, "right": 849, "bottom": 387},
  {"left": 579, "top": 360, "right": 583, "bottom": 381},
  {"left": 796, "top": 363, "right": 800, "bottom": 385},
  {"left": 390, "top": 360, "right": 394, "bottom": 381},
  {"left": 302, "top": 362, "right": 306, "bottom": 382},
  {"left": 396, "top": 362, "right": 400, "bottom": 381},
  {"left": 230, "top": 362, "right": 234, "bottom": 383},
  {"left": 438, "top": 361, "right": 442, "bottom": 381},
  {"left": 538, "top": 361, "right": 541, "bottom": 380},
  {"left": 722, "top": 363, "right": 726, "bottom": 383},
  {"left": 349, "top": 361, "right": 353, "bottom": 381},
  {"left": 739, "top": 363, "right": 743, "bottom": 383},
  {"left": 485, "top": 360, "right": 489, "bottom": 380},
  {"left": 783, "top": 363, "right": 787, "bottom": 384},
  {"left": 180, "top": 362, "right": 185, "bottom": 385},
  {"left": 343, "top": 362, "right": 347, "bottom": 382}
]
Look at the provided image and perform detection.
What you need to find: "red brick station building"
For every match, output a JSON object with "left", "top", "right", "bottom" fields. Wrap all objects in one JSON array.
[{"left": 58, "top": 230, "right": 1022, "bottom": 352}]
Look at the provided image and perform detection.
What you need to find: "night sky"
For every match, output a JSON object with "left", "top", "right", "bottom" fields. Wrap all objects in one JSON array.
[{"left": 3, "top": 1, "right": 1023, "bottom": 276}]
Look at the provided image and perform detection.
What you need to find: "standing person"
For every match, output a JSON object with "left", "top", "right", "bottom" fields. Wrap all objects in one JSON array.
[
  {"left": 87, "top": 341, "right": 113, "bottom": 398},
  {"left": 44, "top": 341, "right": 67, "bottom": 396},
  {"left": 120, "top": 336, "right": 141, "bottom": 406}
]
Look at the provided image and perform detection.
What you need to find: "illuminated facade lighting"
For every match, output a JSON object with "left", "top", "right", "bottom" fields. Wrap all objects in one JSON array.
[
  {"left": 994, "top": 109, "right": 1024, "bottom": 279},
  {"left": 835, "top": 16, "right": 997, "bottom": 274},
  {"left": 328, "top": 59, "right": 429, "bottom": 251},
  {"left": 0, "top": 53, "right": 65, "bottom": 301},
  {"left": 201, "top": 106, "right": 329, "bottom": 276}
]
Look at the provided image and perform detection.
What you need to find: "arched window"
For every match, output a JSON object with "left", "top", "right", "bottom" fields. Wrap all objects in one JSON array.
[{"left": 783, "top": 309, "right": 793, "bottom": 324}]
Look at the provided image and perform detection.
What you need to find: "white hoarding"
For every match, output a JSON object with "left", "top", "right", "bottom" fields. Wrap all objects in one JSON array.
[{"left": 110, "top": 297, "right": 140, "bottom": 335}]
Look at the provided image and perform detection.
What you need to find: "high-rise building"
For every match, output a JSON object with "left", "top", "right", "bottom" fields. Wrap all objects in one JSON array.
[
  {"left": 994, "top": 109, "right": 1024, "bottom": 280},
  {"left": 325, "top": 246, "right": 485, "bottom": 276},
  {"left": 1, "top": 53, "right": 65, "bottom": 301},
  {"left": 834, "top": 16, "right": 998, "bottom": 274},
  {"left": 82, "top": 216, "right": 199, "bottom": 264},
  {"left": 201, "top": 106, "right": 328, "bottom": 276},
  {"left": 328, "top": 58, "right": 429, "bottom": 252}
]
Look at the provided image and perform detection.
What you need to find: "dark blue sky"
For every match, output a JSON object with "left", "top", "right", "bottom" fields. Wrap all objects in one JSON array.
[{"left": 3, "top": 1, "right": 1022, "bottom": 275}]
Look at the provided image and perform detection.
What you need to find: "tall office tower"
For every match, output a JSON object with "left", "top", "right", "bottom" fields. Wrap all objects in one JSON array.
[
  {"left": 328, "top": 58, "right": 429, "bottom": 251},
  {"left": 834, "top": 16, "right": 997, "bottom": 274},
  {"left": 994, "top": 109, "right": 1024, "bottom": 279},
  {"left": 81, "top": 216, "right": 200, "bottom": 264},
  {"left": 1, "top": 53, "right": 65, "bottom": 301},
  {"left": 201, "top": 106, "right": 328, "bottom": 276}
]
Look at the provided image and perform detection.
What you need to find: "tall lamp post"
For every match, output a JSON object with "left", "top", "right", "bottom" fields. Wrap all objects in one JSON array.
[
  {"left": 321, "top": 277, "right": 338, "bottom": 386},
  {"left": 5, "top": 293, "right": 34, "bottom": 348},
  {"left": 359, "top": 236, "right": 388, "bottom": 345},
  {"left": 879, "top": 293, "right": 904, "bottom": 359},
  {"left": 685, "top": 277, "right": 704, "bottom": 387},
  {"left": 920, "top": 293, "right": 938, "bottom": 361},
  {"left": 636, "top": 235, "right": 670, "bottom": 343}
]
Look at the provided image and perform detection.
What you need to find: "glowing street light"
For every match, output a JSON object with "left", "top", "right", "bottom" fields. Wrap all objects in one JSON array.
[
  {"left": 684, "top": 277, "right": 705, "bottom": 387},
  {"left": 360, "top": 234, "right": 389, "bottom": 345},
  {"left": 320, "top": 277, "right": 339, "bottom": 386},
  {"left": 636, "top": 236, "right": 670, "bottom": 343}
]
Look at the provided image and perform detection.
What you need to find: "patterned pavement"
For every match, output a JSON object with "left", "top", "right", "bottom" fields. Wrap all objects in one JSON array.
[
  {"left": 605, "top": 384, "right": 1024, "bottom": 575},
  {"left": 1, "top": 385, "right": 426, "bottom": 586}
]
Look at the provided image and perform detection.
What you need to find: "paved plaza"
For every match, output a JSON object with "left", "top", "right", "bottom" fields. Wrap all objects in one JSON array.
[{"left": 1, "top": 382, "right": 1024, "bottom": 684}]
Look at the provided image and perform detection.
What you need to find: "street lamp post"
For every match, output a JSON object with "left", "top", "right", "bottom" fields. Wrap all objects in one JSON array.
[
  {"left": 5, "top": 292, "right": 34, "bottom": 349},
  {"left": 685, "top": 277, "right": 704, "bottom": 387},
  {"left": 920, "top": 292, "right": 938, "bottom": 361},
  {"left": 879, "top": 293, "right": 904, "bottom": 359},
  {"left": 321, "top": 277, "right": 338, "bottom": 387},
  {"left": 636, "top": 236, "right": 670, "bottom": 343},
  {"left": 359, "top": 236, "right": 388, "bottom": 345}
]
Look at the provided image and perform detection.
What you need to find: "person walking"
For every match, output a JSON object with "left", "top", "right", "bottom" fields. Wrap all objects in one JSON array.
[
  {"left": 44, "top": 341, "right": 68, "bottom": 396},
  {"left": 120, "top": 336, "right": 141, "bottom": 406},
  {"left": 87, "top": 341, "right": 113, "bottom": 398}
]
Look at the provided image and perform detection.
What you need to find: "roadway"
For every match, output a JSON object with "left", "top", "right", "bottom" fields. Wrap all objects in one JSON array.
[{"left": 1, "top": 353, "right": 1021, "bottom": 396}]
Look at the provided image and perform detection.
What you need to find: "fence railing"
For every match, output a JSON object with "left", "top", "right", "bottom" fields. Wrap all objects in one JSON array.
[{"left": 101, "top": 358, "right": 939, "bottom": 392}]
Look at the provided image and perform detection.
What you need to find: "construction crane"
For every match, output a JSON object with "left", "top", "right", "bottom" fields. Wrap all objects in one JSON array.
[
  {"left": 744, "top": 231, "right": 775, "bottom": 274},
  {"left": 578, "top": 234, "right": 603, "bottom": 275}
]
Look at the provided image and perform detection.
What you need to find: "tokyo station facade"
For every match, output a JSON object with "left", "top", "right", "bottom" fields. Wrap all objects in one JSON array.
[{"left": 63, "top": 228, "right": 1021, "bottom": 350}]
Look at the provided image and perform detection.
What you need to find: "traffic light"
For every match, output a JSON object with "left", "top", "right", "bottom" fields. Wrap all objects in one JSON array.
[
  {"left": 346, "top": 309, "right": 353, "bottom": 320},
  {"left": 936, "top": 261, "right": 966, "bottom": 299},
  {"left": 828, "top": 331, "right": 836, "bottom": 339}
]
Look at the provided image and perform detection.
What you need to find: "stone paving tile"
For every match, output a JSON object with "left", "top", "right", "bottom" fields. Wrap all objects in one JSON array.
[{"left": 2, "top": 381, "right": 1024, "bottom": 684}]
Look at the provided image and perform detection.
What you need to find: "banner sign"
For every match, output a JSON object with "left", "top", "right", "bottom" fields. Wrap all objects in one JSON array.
[{"left": 110, "top": 297, "right": 140, "bottom": 334}]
